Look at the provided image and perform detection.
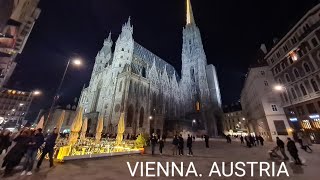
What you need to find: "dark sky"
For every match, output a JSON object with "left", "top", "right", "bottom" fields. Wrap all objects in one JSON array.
[{"left": 7, "top": 0, "right": 319, "bottom": 121}]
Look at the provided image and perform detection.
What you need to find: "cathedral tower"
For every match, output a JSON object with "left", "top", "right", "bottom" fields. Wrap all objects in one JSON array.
[{"left": 181, "top": 0, "right": 210, "bottom": 111}]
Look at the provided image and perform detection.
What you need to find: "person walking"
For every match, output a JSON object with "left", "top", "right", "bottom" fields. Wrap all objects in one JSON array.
[
  {"left": 245, "top": 136, "right": 251, "bottom": 148},
  {"left": 187, "top": 134, "right": 193, "bottom": 156},
  {"left": 21, "top": 128, "right": 44, "bottom": 176},
  {"left": 150, "top": 133, "right": 157, "bottom": 155},
  {"left": 240, "top": 136, "right": 244, "bottom": 144},
  {"left": 287, "top": 138, "right": 302, "bottom": 165},
  {"left": 178, "top": 134, "right": 184, "bottom": 155},
  {"left": 301, "top": 136, "right": 312, "bottom": 153},
  {"left": 276, "top": 137, "right": 289, "bottom": 160},
  {"left": 204, "top": 135, "right": 209, "bottom": 148},
  {"left": 0, "top": 130, "right": 11, "bottom": 155},
  {"left": 172, "top": 135, "right": 179, "bottom": 155},
  {"left": 159, "top": 138, "right": 164, "bottom": 155},
  {"left": 258, "top": 135, "right": 264, "bottom": 146},
  {"left": 249, "top": 135, "right": 255, "bottom": 146},
  {"left": 2, "top": 129, "right": 31, "bottom": 177},
  {"left": 36, "top": 128, "right": 58, "bottom": 169}
]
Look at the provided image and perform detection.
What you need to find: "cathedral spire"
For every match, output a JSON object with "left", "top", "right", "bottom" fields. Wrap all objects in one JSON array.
[{"left": 186, "top": 0, "right": 195, "bottom": 25}]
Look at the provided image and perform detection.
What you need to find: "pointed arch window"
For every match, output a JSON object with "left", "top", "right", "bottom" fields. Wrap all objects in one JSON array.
[
  {"left": 300, "top": 84, "right": 308, "bottom": 96},
  {"left": 285, "top": 73, "right": 291, "bottom": 82},
  {"left": 311, "top": 78, "right": 319, "bottom": 92},
  {"left": 119, "top": 81, "right": 122, "bottom": 92},
  {"left": 190, "top": 67, "right": 195, "bottom": 82},
  {"left": 303, "top": 62, "right": 311, "bottom": 73},
  {"left": 291, "top": 88, "right": 297, "bottom": 99},
  {"left": 293, "top": 68, "right": 300, "bottom": 78}
]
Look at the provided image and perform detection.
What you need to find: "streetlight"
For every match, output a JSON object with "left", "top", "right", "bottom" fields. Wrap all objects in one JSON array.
[
  {"left": 149, "top": 116, "right": 153, "bottom": 120},
  {"left": 46, "top": 57, "right": 83, "bottom": 128}
]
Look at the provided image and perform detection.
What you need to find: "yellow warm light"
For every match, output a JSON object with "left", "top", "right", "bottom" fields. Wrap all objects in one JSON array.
[
  {"left": 274, "top": 85, "right": 284, "bottom": 91},
  {"left": 290, "top": 51, "right": 298, "bottom": 61},
  {"left": 187, "top": 0, "right": 191, "bottom": 24}
]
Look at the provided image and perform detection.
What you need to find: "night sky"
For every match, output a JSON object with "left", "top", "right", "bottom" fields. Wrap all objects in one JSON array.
[{"left": 7, "top": 0, "right": 320, "bottom": 121}]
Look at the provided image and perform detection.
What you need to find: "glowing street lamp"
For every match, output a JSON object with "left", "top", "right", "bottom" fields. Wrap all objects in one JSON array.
[
  {"left": 149, "top": 116, "right": 153, "bottom": 120},
  {"left": 274, "top": 85, "right": 284, "bottom": 91},
  {"left": 47, "top": 57, "right": 84, "bottom": 127}
]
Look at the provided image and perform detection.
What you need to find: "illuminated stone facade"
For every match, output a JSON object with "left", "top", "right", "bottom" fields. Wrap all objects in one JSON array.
[{"left": 79, "top": 0, "right": 222, "bottom": 136}]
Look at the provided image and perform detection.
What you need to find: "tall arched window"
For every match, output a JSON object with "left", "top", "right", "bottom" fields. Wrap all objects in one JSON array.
[
  {"left": 119, "top": 81, "right": 122, "bottom": 92},
  {"left": 311, "top": 78, "right": 319, "bottom": 92},
  {"left": 127, "top": 105, "right": 134, "bottom": 127},
  {"left": 291, "top": 88, "right": 297, "bottom": 99},
  {"left": 300, "top": 84, "right": 308, "bottom": 96},
  {"left": 142, "top": 67, "right": 146, "bottom": 78},
  {"left": 293, "top": 68, "right": 300, "bottom": 78},
  {"left": 190, "top": 67, "right": 195, "bottom": 82},
  {"left": 303, "top": 62, "right": 311, "bottom": 73},
  {"left": 139, "top": 107, "right": 144, "bottom": 128},
  {"left": 278, "top": 78, "right": 283, "bottom": 84},
  {"left": 285, "top": 74, "right": 291, "bottom": 82}
]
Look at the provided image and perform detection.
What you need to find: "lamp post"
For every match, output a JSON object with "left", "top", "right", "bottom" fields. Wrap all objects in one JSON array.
[
  {"left": 45, "top": 58, "right": 83, "bottom": 129},
  {"left": 273, "top": 84, "right": 298, "bottom": 136}
]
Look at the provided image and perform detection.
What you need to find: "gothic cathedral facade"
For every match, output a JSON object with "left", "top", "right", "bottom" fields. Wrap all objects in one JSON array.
[{"left": 78, "top": 0, "right": 222, "bottom": 137}]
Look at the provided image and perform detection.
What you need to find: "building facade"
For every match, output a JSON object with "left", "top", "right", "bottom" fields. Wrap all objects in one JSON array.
[
  {"left": 0, "top": 88, "right": 32, "bottom": 127},
  {"left": 241, "top": 66, "right": 292, "bottom": 142},
  {"left": 223, "top": 102, "right": 248, "bottom": 135},
  {"left": 78, "top": 0, "right": 222, "bottom": 137},
  {"left": 265, "top": 4, "right": 320, "bottom": 143},
  {"left": 0, "top": 0, "right": 41, "bottom": 87}
]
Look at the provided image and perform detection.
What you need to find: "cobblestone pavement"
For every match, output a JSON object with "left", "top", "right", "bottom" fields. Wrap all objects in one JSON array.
[{"left": 0, "top": 139, "right": 319, "bottom": 180}]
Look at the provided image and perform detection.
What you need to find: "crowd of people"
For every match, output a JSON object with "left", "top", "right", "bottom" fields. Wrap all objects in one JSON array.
[
  {"left": 0, "top": 128, "right": 59, "bottom": 177},
  {"left": 149, "top": 133, "right": 202, "bottom": 156}
]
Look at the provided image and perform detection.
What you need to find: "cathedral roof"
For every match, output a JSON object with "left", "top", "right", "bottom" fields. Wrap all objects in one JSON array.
[{"left": 133, "top": 42, "right": 179, "bottom": 80}]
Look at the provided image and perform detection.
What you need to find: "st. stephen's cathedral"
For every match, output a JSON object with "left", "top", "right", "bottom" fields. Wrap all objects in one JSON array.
[{"left": 78, "top": 0, "right": 222, "bottom": 137}]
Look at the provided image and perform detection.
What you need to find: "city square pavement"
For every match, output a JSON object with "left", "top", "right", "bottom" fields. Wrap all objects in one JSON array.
[{"left": 0, "top": 138, "right": 319, "bottom": 180}]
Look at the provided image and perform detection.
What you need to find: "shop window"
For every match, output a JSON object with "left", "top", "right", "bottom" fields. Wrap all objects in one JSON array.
[{"left": 301, "top": 120, "right": 312, "bottom": 129}]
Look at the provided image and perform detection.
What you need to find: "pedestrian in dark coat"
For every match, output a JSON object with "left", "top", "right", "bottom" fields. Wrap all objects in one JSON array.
[
  {"left": 2, "top": 129, "right": 31, "bottom": 177},
  {"left": 159, "top": 138, "right": 164, "bottom": 155},
  {"left": 178, "top": 134, "right": 184, "bottom": 155},
  {"left": 240, "top": 136, "right": 244, "bottom": 144},
  {"left": 150, "top": 133, "right": 157, "bottom": 155},
  {"left": 287, "top": 138, "right": 302, "bottom": 165},
  {"left": 172, "top": 135, "right": 179, "bottom": 155},
  {"left": 258, "top": 135, "right": 264, "bottom": 146},
  {"left": 276, "top": 137, "right": 289, "bottom": 160},
  {"left": 187, "top": 134, "right": 193, "bottom": 156},
  {"left": 37, "top": 128, "right": 58, "bottom": 169},
  {"left": 204, "top": 135, "right": 209, "bottom": 148},
  {"left": 0, "top": 130, "right": 11, "bottom": 154},
  {"left": 21, "top": 128, "right": 44, "bottom": 175}
]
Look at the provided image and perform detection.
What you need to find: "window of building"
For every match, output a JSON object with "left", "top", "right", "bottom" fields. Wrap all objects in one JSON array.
[
  {"left": 271, "top": 58, "right": 274, "bottom": 64},
  {"left": 121, "top": 48, "right": 124, "bottom": 51},
  {"left": 264, "top": 81, "right": 268, "bottom": 86},
  {"left": 297, "top": 106, "right": 305, "bottom": 115},
  {"left": 306, "top": 103, "right": 317, "bottom": 114},
  {"left": 278, "top": 78, "right": 283, "bottom": 84},
  {"left": 303, "top": 63, "right": 311, "bottom": 73},
  {"left": 119, "top": 81, "right": 122, "bottom": 92},
  {"left": 274, "top": 120, "right": 289, "bottom": 135},
  {"left": 288, "top": 57, "right": 294, "bottom": 64},
  {"left": 291, "top": 36, "right": 297, "bottom": 44},
  {"left": 311, "top": 38, "right": 319, "bottom": 47},
  {"left": 311, "top": 78, "right": 319, "bottom": 92},
  {"left": 293, "top": 68, "right": 300, "bottom": 78},
  {"left": 300, "top": 84, "right": 308, "bottom": 96},
  {"left": 283, "top": 45, "right": 288, "bottom": 52},
  {"left": 285, "top": 74, "right": 291, "bottom": 82},
  {"left": 276, "top": 52, "right": 281, "bottom": 58},
  {"left": 281, "top": 62, "right": 286, "bottom": 70},
  {"left": 291, "top": 88, "right": 297, "bottom": 99},
  {"left": 271, "top": 104, "right": 278, "bottom": 111},
  {"left": 260, "top": 71, "right": 265, "bottom": 75}
]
